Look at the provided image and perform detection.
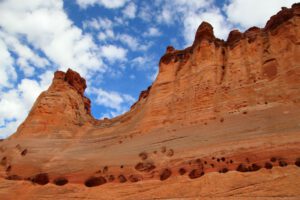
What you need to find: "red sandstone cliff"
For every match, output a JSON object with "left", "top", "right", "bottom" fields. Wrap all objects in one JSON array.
[{"left": 0, "top": 4, "right": 300, "bottom": 200}]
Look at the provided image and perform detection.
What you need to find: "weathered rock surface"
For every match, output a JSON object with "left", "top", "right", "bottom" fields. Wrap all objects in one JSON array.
[{"left": 0, "top": 4, "right": 300, "bottom": 199}]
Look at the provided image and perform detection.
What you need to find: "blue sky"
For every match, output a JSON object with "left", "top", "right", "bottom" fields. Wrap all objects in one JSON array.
[{"left": 0, "top": 0, "right": 298, "bottom": 138}]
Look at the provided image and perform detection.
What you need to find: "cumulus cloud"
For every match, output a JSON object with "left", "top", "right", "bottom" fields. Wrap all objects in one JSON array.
[
  {"left": 144, "top": 27, "right": 162, "bottom": 37},
  {"left": 0, "top": 39, "right": 17, "bottom": 89},
  {"left": 0, "top": 71, "right": 53, "bottom": 138},
  {"left": 224, "top": 0, "right": 298, "bottom": 29},
  {"left": 0, "top": 0, "right": 104, "bottom": 77},
  {"left": 183, "top": 8, "right": 231, "bottom": 45},
  {"left": 76, "top": 0, "right": 128, "bottom": 9},
  {"left": 152, "top": 0, "right": 230, "bottom": 45},
  {"left": 100, "top": 45, "right": 127, "bottom": 63},
  {"left": 138, "top": 3, "right": 153, "bottom": 22},
  {"left": 89, "top": 88, "right": 135, "bottom": 118},
  {"left": 122, "top": 2, "right": 137, "bottom": 19},
  {"left": 0, "top": 31, "right": 49, "bottom": 77},
  {"left": 83, "top": 18, "right": 113, "bottom": 30}
]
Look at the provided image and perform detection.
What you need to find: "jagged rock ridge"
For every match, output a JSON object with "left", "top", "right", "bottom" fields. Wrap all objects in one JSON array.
[{"left": 0, "top": 4, "right": 300, "bottom": 200}]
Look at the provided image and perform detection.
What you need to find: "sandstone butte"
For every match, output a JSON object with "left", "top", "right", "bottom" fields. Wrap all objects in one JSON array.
[{"left": 0, "top": 4, "right": 300, "bottom": 200}]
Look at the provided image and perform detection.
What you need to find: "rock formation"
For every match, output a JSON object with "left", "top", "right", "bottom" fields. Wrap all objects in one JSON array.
[{"left": 0, "top": 4, "right": 300, "bottom": 200}]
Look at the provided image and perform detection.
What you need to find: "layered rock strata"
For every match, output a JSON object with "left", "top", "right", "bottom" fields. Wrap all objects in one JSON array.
[{"left": 0, "top": 4, "right": 300, "bottom": 200}]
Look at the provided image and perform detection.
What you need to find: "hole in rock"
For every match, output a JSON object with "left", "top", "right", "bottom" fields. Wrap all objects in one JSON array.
[
  {"left": 118, "top": 175, "right": 127, "bottom": 183},
  {"left": 295, "top": 158, "right": 300, "bottom": 167},
  {"left": 188, "top": 169, "right": 204, "bottom": 179},
  {"left": 279, "top": 160, "right": 288, "bottom": 167},
  {"left": 265, "top": 162, "right": 273, "bottom": 169},
  {"left": 139, "top": 152, "right": 148, "bottom": 160},
  {"left": 160, "top": 169, "right": 172, "bottom": 181},
  {"left": 135, "top": 162, "right": 156, "bottom": 172},
  {"left": 21, "top": 149, "right": 28, "bottom": 156},
  {"left": 129, "top": 175, "right": 141, "bottom": 183},
  {"left": 251, "top": 163, "right": 261, "bottom": 171},
  {"left": 53, "top": 177, "right": 68, "bottom": 186},
  {"left": 6, "top": 165, "right": 11, "bottom": 172},
  {"left": 270, "top": 157, "right": 277, "bottom": 162},
  {"left": 1, "top": 157, "right": 7, "bottom": 165},
  {"left": 103, "top": 166, "right": 108, "bottom": 173},
  {"left": 178, "top": 168, "right": 186, "bottom": 175},
  {"left": 85, "top": 176, "right": 106, "bottom": 187},
  {"left": 219, "top": 168, "right": 228, "bottom": 173},
  {"left": 166, "top": 149, "right": 174, "bottom": 157},
  {"left": 108, "top": 175, "right": 115, "bottom": 182},
  {"left": 31, "top": 173, "right": 49, "bottom": 185},
  {"left": 236, "top": 164, "right": 248, "bottom": 172},
  {"left": 6, "top": 175, "right": 22, "bottom": 180}
]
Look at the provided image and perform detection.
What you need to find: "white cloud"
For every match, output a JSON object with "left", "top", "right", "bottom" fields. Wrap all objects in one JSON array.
[
  {"left": 224, "top": 0, "right": 298, "bottom": 29},
  {"left": 0, "top": 0, "right": 104, "bottom": 77},
  {"left": 154, "top": 0, "right": 226, "bottom": 45},
  {"left": 157, "top": 7, "right": 173, "bottom": 24},
  {"left": 132, "top": 56, "right": 147, "bottom": 68},
  {"left": 98, "top": 29, "right": 115, "bottom": 41},
  {"left": 100, "top": 45, "right": 127, "bottom": 63},
  {"left": 0, "top": 31, "right": 50, "bottom": 77},
  {"left": 144, "top": 27, "right": 162, "bottom": 37},
  {"left": 89, "top": 88, "right": 135, "bottom": 118},
  {"left": 157, "top": 0, "right": 212, "bottom": 24},
  {"left": 0, "top": 74, "right": 52, "bottom": 138},
  {"left": 148, "top": 68, "right": 158, "bottom": 82},
  {"left": 116, "top": 34, "right": 152, "bottom": 51},
  {"left": 122, "top": 2, "right": 137, "bottom": 19},
  {"left": 76, "top": 0, "right": 128, "bottom": 9},
  {"left": 117, "top": 34, "right": 139, "bottom": 50},
  {"left": 183, "top": 8, "right": 231, "bottom": 45},
  {"left": 131, "top": 55, "right": 156, "bottom": 71},
  {"left": 138, "top": 4, "right": 153, "bottom": 22},
  {"left": 0, "top": 0, "right": 106, "bottom": 138},
  {"left": 0, "top": 39, "right": 17, "bottom": 89},
  {"left": 83, "top": 18, "right": 113, "bottom": 30}
]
